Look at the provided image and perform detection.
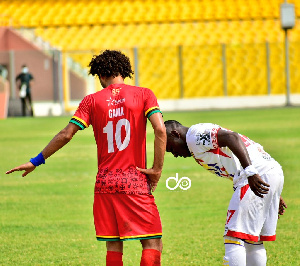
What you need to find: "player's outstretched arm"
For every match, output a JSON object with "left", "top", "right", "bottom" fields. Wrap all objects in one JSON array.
[
  {"left": 40, "top": 123, "right": 79, "bottom": 160},
  {"left": 217, "top": 129, "right": 270, "bottom": 198},
  {"left": 6, "top": 123, "right": 80, "bottom": 177},
  {"left": 137, "top": 112, "right": 166, "bottom": 192}
]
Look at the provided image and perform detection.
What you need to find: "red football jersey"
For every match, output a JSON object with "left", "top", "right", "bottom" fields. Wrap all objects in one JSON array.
[{"left": 70, "top": 84, "right": 161, "bottom": 195}]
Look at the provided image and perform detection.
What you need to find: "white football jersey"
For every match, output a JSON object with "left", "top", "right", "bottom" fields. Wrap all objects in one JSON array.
[{"left": 186, "top": 123, "right": 277, "bottom": 182}]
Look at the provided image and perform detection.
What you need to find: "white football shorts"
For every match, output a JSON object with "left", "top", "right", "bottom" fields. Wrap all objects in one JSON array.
[{"left": 224, "top": 163, "right": 284, "bottom": 242}]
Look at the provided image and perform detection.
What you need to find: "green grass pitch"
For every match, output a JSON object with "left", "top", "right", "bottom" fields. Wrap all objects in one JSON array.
[{"left": 0, "top": 107, "right": 299, "bottom": 265}]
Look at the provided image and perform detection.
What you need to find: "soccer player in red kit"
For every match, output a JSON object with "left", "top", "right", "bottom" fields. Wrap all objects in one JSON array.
[{"left": 6, "top": 50, "right": 166, "bottom": 266}]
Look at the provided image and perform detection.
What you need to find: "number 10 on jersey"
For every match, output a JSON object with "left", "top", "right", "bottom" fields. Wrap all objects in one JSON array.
[{"left": 103, "top": 118, "right": 131, "bottom": 153}]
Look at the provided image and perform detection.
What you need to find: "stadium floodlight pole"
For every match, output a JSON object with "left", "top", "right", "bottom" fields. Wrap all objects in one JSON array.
[
  {"left": 9, "top": 50, "right": 16, "bottom": 99},
  {"left": 133, "top": 47, "right": 139, "bottom": 87},
  {"left": 178, "top": 45, "right": 184, "bottom": 98},
  {"left": 221, "top": 44, "right": 228, "bottom": 97},
  {"left": 266, "top": 42, "right": 271, "bottom": 95},
  {"left": 280, "top": 1, "right": 295, "bottom": 107},
  {"left": 57, "top": 50, "right": 64, "bottom": 113},
  {"left": 284, "top": 29, "right": 291, "bottom": 106}
]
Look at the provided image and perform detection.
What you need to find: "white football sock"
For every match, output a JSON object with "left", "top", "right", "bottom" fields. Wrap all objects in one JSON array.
[
  {"left": 223, "top": 236, "right": 246, "bottom": 266},
  {"left": 244, "top": 240, "right": 267, "bottom": 266}
]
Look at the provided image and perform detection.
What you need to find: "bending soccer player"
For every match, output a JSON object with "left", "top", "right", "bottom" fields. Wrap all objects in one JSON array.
[
  {"left": 164, "top": 120, "right": 287, "bottom": 266},
  {"left": 6, "top": 50, "right": 166, "bottom": 266}
]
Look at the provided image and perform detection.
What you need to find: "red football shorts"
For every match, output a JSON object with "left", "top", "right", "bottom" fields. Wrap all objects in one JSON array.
[{"left": 93, "top": 193, "right": 162, "bottom": 241}]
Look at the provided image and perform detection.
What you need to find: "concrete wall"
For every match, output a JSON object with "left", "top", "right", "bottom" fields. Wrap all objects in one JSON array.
[
  {"left": 0, "top": 27, "right": 86, "bottom": 102},
  {"left": 0, "top": 76, "right": 9, "bottom": 118}
]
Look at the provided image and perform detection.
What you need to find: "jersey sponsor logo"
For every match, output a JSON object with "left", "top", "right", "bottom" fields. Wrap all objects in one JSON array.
[{"left": 106, "top": 97, "right": 126, "bottom": 106}]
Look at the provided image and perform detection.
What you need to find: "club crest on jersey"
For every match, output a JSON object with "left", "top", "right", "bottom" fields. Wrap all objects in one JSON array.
[{"left": 109, "top": 107, "right": 124, "bottom": 118}]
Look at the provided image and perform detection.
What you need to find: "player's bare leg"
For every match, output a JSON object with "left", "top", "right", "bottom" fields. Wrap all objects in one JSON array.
[
  {"left": 140, "top": 238, "right": 162, "bottom": 252},
  {"left": 106, "top": 241, "right": 123, "bottom": 266},
  {"left": 140, "top": 238, "right": 162, "bottom": 265}
]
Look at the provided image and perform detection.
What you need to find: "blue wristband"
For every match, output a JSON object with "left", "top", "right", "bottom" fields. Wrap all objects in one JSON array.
[{"left": 30, "top": 152, "right": 45, "bottom": 166}]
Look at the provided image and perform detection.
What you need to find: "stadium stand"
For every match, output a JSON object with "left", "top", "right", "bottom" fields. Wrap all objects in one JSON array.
[
  {"left": 1, "top": 0, "right": 300, "bottom": 26},
  {"left": 1, "top": 0, "right": 300, "bottom": 99},
  {"left": 31, "top": 20, "right": 300, "bottom": 50}
]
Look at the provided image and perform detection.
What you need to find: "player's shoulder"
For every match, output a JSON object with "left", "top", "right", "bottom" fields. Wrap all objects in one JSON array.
[
  {"left": 189, "top": 123, "right": 220, "bottom": 133},
  {"left": 121, "top": 84, "right": 151, "bottom": 93},
  {"left": 187, "top": 123, "right": 220, "bottom": 141},
  {"left": 119, "top": 84, "right": 157, "bottom": 100},
  {"left": 187, "top": 123, "right": 221, "bottom": 150}
]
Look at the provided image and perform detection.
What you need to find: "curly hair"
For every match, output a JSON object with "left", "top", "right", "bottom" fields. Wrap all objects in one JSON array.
[{"left": 88, "top": 50, "right": 134, "bottom": 79}]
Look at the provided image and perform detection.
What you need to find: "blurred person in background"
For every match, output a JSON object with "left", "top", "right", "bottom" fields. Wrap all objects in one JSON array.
[
  {"left": 0, "top": 64, "right": 8, "bottom": 79},
  {"left": 16, "top": 64, "right": 34, "bottom": 116}
]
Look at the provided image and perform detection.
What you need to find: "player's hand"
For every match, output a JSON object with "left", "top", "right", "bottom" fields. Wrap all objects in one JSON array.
[
  {"left": 149, "top": 182, "right": 158, "bottom": 193},
  {"left": 136, "top": 167, "right": 161, "bottom": 192},
  {"left": 278, "top": 196, "right": 287, "bottom": 218},
  {"left": 248, "top": 174, "right": 270, "bottom": 198},
  {"left": 6, "top": 162, "right": 36, "bottom": 177}
]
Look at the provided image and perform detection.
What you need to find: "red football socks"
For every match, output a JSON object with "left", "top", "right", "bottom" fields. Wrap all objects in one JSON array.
[
  {"left": 106, "top": 251, "right": 123, "bottom": 266},
  {"left": 140, "top": 249, "right": 161, "bottom": 266}
]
